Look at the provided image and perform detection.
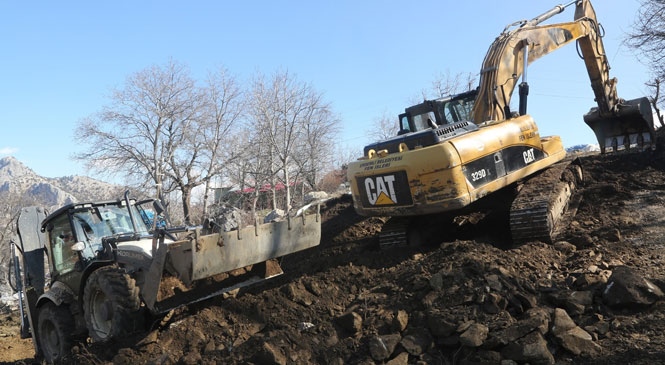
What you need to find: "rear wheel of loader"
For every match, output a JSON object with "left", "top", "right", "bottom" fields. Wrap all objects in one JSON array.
[
  {"left": 37, "top": 302, "right": 75, "bottom": 363},
  {"left": 83, "top": 266, "right": 142, "bottom": 342}
]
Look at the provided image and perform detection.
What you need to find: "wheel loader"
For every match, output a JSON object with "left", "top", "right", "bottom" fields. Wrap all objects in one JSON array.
[
  {"left": 9, "top": 191, "right": 321, "bottom": 363},
  {"left": 347, "top": 0, "right": 655, "bottom": 247}
]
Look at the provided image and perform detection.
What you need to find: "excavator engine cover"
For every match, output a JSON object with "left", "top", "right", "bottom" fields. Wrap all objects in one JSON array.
[{"left": 584, "top": 97, "right": 655, "bottom": 153}]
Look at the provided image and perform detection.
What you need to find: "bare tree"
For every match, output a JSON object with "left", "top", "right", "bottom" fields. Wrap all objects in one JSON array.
[
  {"left": 293, "top": 101, "right": 340, "bottom": 193},
  {"left": 75, "top": 61, "right": 242, "bottom": 224},
  {"left": 646, "top": 79, "right": 665, "bottom": 128},
  {"left": 423, "top": 70, "right": 477, "bottom": 100},
  {"left": 248, "top": 70, "right": 337, "bottom": 212},
  {"left": 187, "top": 66, "right": 245, "bottom": 221},
  {"left": 366, "top": 110, "right": 399, "bottom": 142},
  {"left": 627, "top": 0, "right": 665, "bottom": 110},
  {"left": 229, "top": 124, "right": 273, "bottom": 218},
  {"left": 75, "top": 60, "right": 195, "bottom": 198}
]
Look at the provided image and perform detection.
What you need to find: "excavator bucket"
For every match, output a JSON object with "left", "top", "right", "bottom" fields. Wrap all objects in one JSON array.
[
  {"left": 141, "top": 209, "right": 322, "bottom": 314},
  {"left": 584, "top": 97, "right": 656, "bottom": 154}
]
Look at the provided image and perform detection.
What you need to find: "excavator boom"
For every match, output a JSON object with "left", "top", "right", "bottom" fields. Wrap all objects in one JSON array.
[{"left": 473, "top": 0, "right": 655, "bottom": 153}]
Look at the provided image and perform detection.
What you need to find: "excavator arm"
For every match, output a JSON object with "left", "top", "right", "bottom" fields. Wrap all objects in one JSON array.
[{"left": 472, "top": 0, "right": 654, "bottom": 153}]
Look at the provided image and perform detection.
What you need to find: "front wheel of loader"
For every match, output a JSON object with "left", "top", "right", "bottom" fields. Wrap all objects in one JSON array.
[
  {"left": 83, "top": 266, "right": 142, "bottom": 342},
  {"left": 37, "top": 302, "right": 75, "bottom": 363}
]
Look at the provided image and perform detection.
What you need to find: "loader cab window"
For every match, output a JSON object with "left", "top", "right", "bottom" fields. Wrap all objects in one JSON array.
[
  {"left": 97, "top": 205, "right": 150, "bottom": 236},
  {"left": 48, "top": 214, "right": 79, "bottom": 274},
  {"left": 136, "top": 199, "right": 167, "bottom": 231},
  {"left": 71, "top": 210, "right": 106, "bottom": 258}
]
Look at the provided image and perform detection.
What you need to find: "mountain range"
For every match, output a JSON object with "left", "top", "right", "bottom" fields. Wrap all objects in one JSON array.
[{"left": 0, "top": 156, "right": 120, "bottom": 209}]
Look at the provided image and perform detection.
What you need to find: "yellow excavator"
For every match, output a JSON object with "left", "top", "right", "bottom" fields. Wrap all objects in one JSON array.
[{"left": 347, "top": 0, "right": 655, "bottom": 247}]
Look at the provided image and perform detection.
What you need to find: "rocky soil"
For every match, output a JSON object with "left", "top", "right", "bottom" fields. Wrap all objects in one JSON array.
[{"left": 2, "top": 142, "right": 665, "bottom": 364}]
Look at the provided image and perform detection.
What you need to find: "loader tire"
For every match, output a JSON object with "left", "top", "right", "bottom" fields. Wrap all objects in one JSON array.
[
  {"left": 83, "top": 266, "right": 142, "bottom": 342},
  {"left": 37, "top": 302, "right": 75, "bottom": 364}
]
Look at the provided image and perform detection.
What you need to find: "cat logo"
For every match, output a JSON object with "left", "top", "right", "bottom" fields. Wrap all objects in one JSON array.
[
  {"left": 523, "top": 148, "right": 536, "bottom": 164},
  {"left": 364, "top": 175, "right": 397, "bottom": 205}
]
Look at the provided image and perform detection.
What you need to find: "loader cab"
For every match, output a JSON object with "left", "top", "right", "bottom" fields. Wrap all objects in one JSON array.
[
  {"left": 398, "top": 89, "right": 477, "bottom": 134},
  {"left": 42, "top": 207, "right": 88, "bottom": 291},
  {"left": 41, "top": 199, "right": 153, "bottom": 289}
]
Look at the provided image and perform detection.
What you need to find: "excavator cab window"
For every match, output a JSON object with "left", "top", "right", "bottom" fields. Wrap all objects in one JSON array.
[
  {"left": 413, "top": 111, "right": 437, "bottom": 131},
  {"left": 398, "top": 114, "right": 411, "bottom": 135},
  {"left": 436, "top": 94, "right": 475, "bottom": 124},
  {"left": 400, "top": 103, "right": 439, "bottom": 134}
]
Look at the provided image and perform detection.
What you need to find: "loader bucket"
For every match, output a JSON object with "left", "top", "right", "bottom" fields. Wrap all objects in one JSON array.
[
  {"left": 583, "top": 97, "right": 656, "bottom": 154},
  {"left": 142, "top": 209, "right": 321, "bottom": 314}
]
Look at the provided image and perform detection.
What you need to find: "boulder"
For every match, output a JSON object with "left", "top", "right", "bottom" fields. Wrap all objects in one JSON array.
[
  {"left": 486, "top": 308, "right": 550, "bottom": 348},
  {"left": 551, "top": 308, "right": 601, "bottom": 356},
  {"left": 207, "top": 204, "right": 242, "bottom": 232},
  {"left": 482, "top": 292, "right": 507, "bottom": 314},
  {"left": 386, "top": 352, "right": 409, "bottom": 365},
  {"left": 602, "top": 266, "right": 665, "bottom": 308},
  {"left": 335, "top": 312, "right": 362, "bottom": 334},
  {"left": 426, "top": 311, "right": 457, "bottom": 338},
  {"left": 393, "top": 310, "right": 409, "bottom": 332},
  {"left": 459, "top": 323, "right": 489, "bottom": 347},
  {"left": 400, "top": 331, "right": 432, "bottom": 356},
  {"left": 368, "top": 334, "right": 401, "bottom": 361},
  {"left": 501, "top": 331, "right": 554, "bottom": 365},
  {"left": 548, "top": 290, "right": 594, "bottom": 317},
  {"left": 264, "top": 209, "right": 286, "bottom": 223},
  {"left": 255, "top": 342, "right": 287, "bottom": 365}
]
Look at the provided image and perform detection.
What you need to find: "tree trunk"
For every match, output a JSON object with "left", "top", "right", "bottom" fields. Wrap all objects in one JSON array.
[
  {"left": 284, "top": 163, "right": 291, "bottom": 213},
  {"left": 271, "top": 175, "right": 277, "bottom": 210},
  {"left": 202, "top": 179, "right": 211, "bottom": 220},
  {"left": 181, "top": 186, "right": 192, "bottom": 225}
]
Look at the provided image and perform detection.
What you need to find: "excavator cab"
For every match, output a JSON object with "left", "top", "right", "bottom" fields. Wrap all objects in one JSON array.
[{"left": 398, "top": 90, "right": 477, "bottom": 134}]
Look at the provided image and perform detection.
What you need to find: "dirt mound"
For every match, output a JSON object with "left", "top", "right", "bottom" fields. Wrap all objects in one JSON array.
[{"left": 3, "top": 146, "right": 665, "bottom": 365}]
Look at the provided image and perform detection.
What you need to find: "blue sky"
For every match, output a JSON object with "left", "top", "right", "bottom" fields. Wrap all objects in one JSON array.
[{"left": 0, "top": 0, "right": 650, "bottom": 179}]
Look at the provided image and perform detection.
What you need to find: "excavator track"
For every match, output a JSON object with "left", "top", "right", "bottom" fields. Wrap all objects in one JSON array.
[
  {"left": 378, "top": 217, "right": 410, "bottom": 248},
  {"left": 510, "top": 158, "right": 584, "bottom": 244}
]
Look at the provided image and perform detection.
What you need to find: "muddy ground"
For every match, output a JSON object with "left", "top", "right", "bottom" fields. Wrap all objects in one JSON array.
[{"left": 2, "top": 140, "right": 665, "bottom": 364}]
